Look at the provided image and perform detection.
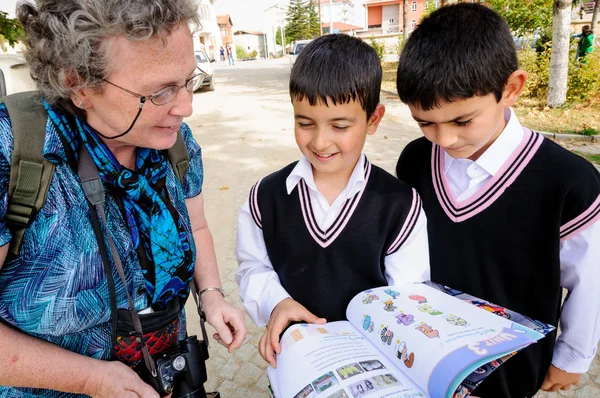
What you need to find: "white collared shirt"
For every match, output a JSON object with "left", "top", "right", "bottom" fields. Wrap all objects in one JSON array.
[
  {"left": 444, "top": 108, "right": 600, "bottom": 373},
  {"left": 236, "top": 154, "right": 430, "bottom": 326}
]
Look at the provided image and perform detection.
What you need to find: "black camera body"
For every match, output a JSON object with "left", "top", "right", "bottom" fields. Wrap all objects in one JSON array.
[{"left": 140, "top": 335, "right": 218, "bottom": 398}]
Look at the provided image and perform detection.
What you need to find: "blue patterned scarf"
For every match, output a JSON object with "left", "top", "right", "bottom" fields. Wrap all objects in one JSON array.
[{"left": 46, "top": 105, "right": 193, "bottom": 308}]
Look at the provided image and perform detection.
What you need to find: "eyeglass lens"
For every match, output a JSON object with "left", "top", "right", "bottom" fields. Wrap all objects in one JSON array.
[{"left": 150, "top": 73, "right": 204, "bottom": 105}]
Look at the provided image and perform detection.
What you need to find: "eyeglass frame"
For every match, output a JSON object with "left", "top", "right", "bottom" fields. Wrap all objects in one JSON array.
[{"left": 97, "top": 67, "right": 207, "bottom": 139}]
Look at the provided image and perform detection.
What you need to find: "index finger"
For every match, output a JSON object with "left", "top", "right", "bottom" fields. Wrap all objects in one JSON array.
[{"left": 227, "top": 315, "right": 248, "bottom": 352}]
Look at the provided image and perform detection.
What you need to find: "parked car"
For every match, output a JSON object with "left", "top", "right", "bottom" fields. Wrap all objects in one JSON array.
[
  {"left": 193, "top": 50, "right": 216, "bottom": 91},
  {"left": 0, "top": 54, "right": 37, "bottom": 98},
  {"left": 289, "top": 40, "right": 313, "bottom": 68}
]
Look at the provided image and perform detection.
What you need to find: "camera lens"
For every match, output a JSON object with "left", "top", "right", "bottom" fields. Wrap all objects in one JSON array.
[
  {"left": 173, "top": 356, "right": 186, "bottom": 371},
  {"left": 164, "top": 382, "right": 173, "bottom": 393}
]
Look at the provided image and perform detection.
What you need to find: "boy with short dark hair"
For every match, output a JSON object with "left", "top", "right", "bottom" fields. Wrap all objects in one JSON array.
[
  {"left": 395, "top": 4, "right": 600, "bottom": 397},
  {"left": 236, "top": 34, "right": 430, "bottom": 367}
]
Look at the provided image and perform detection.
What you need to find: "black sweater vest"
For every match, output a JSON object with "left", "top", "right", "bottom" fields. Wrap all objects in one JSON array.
[
  {"left": 396, "top": 134, "right": 600, "bottom": 398},
  {"left": 252, "top": 160, "right": 419, "bottom": 322}
]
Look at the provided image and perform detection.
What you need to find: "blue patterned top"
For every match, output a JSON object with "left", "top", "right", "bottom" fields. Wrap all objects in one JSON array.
[{"left": 0, "top": 103, "right": 203, "bottom": 397}]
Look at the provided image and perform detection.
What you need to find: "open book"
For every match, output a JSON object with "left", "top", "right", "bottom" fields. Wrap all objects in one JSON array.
[{"left": 267, "top": 283, "right": 554, "bottom": 398}]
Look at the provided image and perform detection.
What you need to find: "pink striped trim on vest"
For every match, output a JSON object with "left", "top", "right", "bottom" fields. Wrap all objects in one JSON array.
[
  {"left": 560, "top": 193, "right": 600, "bottom": 241},
  {"left": 432, "top": 129, "right": 544, "bottom": 223},
  {"left": 298, "top": 160, "right": 372, "bottom": 249},
  {"left": 386, "top": 188, "right": 422, "bottom": 255},
  {"left": 249, "top": 179, "right": 263, "bottom": 229}
]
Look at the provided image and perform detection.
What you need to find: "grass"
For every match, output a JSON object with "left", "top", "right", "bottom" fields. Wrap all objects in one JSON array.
[
  {"left": 381, "top": 61, "right": 600, "bottom": 136},
  {"left": 381, "top": 61, "right": 398, "bottom": 93},
  {"left": 574, "top": 151, "right": 600, "bottom": 165},
  {"left": 513, "top": 99, "right": 600, "bottom": 136}
]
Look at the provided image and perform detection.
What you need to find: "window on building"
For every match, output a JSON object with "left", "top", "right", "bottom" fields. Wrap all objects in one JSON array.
[
  {"left": 411, "top": 1, "right": 417, "bottom": 12},
  {"left": 434, "top": 0, "right": 439, "bottom": 8},
  {"left": 411, "top": 20, "right": 417, "bottom": 30}
]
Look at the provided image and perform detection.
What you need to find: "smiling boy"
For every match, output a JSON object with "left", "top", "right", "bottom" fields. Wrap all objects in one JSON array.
[
  {"left": 395, "top": 4, "right": 600, "bottom": 397},
  {"left": 235, "top": 34, "right": 430, "bottom": 367}
]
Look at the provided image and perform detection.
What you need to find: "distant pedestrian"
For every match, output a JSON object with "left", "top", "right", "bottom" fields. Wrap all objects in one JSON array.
[
  {"left": 219, "top": 46, "right": 226, "bottom": 66},
  {"left": 226, "top": 44, "right": 235, "bottom": 66},
  {"left": 576, "top": 25, "right": 594, "bottom": 63}
]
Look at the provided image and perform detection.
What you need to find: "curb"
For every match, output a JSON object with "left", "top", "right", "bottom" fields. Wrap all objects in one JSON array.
[
  {"left": 380, "top": 89, "right": 597, "bottom": 143},
  {"left": 538, "top": 131, "right": 596, "bottom": 142},
  {"left": 381, "top": 89, "right": 398, "bottom": 98}
]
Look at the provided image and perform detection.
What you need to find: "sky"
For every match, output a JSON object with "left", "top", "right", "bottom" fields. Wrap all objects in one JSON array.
[
  {"left": 2, "top": 0, "right": 19, "bottom": 18},
  {"left": 215, "top": 0, "right": 290, "bottom": 31}
]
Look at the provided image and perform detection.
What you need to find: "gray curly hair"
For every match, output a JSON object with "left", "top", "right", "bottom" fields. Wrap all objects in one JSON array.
[{"left": 17, "top": 0, "right": 200, "bottom": 116}]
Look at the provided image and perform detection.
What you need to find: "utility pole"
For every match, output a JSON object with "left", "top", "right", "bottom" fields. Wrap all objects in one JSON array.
[
  {"left": 330, "top": 0, "right": 334, "bottom": 34},
  {"left": 319, "top": 0, "right": 323, "bottom": 36}
]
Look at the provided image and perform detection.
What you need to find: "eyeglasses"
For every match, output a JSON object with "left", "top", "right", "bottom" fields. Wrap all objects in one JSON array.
[
  {"left": 98, "top": 68, "right": 207, "bottom": 140},
  {"left": 103, "top": 67, "right": 207, "bottom": 107}
]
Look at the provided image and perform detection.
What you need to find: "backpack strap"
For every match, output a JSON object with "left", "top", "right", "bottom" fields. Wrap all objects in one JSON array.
[
  {"left": 167, "top": 130, "right": 189, "bottom": 185},
  {"left": 1, "top": 91, "right": 54, "bottom": 256}
]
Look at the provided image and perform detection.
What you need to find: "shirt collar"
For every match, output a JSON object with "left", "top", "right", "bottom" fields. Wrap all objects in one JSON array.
[
  {"left": 42, "top": 101, "right": 70, "bottom": 166},
  {"left": 444, "top": 107, "right": 523, "bottom": 176},
  {"left": 286, "top": 153, "right": 367, "bottom": 196}
]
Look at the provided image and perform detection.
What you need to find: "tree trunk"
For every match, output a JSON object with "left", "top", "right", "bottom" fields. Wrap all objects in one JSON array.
[
  {"left": 547, "top": 0, "right": 572, "bottom": 108},
  {"left": 403, "top": 0, "right": 409, "bottom": 40},
  {"left": 592, "top": 0, "right": 600, "bottom": 37}
]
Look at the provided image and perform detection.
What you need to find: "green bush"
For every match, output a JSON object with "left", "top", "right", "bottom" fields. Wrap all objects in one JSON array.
[
  {"left": 518, "top": 48, "right": 600, "bottom": 104},
  {"left": 236, "top": 45, "right": 248, "bottom": 60},
  {"left": 249, "top": 50, "right": 258, "bottom": 59},
  {"left": 369, "top": 36, "right": 386, "bottom": 61},
  {"left": 395, "top": 35, "right": 406, "bottom": 56}
]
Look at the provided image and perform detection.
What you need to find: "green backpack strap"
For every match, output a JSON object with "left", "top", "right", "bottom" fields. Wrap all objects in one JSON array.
[
  {"left": 1, "top": 91, "right": 54, "bottom": 256},
  {"left": 167, "top": 130, "right": 189, "bottom": 185}
]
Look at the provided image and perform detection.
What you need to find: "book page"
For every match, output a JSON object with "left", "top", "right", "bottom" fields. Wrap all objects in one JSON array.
[
  {"left": 268, "top": 321, "right": 427, "bottom": 398},
  {"left": 345, "top": 285, "right": 539, "bottom": 397}
]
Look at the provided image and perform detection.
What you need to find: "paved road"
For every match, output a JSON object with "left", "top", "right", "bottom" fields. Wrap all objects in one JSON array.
[{"left": 183, "top": 58, "right": 600, "bottom": 397}]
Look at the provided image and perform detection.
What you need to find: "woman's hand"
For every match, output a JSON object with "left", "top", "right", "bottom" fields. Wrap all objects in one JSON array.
[
  {"left": 83, "top": 360, "right": 159, "bottom": 398},
  {"left": 201, "top": 290, "right": 247, "bottom": 353}
]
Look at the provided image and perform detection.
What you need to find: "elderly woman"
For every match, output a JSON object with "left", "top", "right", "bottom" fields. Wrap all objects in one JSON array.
[{"left": 0, "top": 0, "right": 246, "bottom": 396}]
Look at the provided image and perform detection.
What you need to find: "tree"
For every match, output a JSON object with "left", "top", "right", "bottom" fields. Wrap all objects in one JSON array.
[
  {"left": 592, "top": 0, "right": 600, "bottom": 37},
  {"left": 403, "top": 0, "right": 409, "bottom": 40},
  {"left": 547, "top": 0, "right": 572, "bottom": 107},
  {"left": 487, "top": 0, "right": 553, "bottom": 37},
  {"left": 0, "top": 11, "right": 24, "bottom": 50},
  {"left": 285, "top": 0, "right": 319, "bottom": 42},
  {"left": 307, "top": 0, "right": 321, "bottom": 38},
  {"left": 275, "top": 26, "right": 292, "bottom": 46}
]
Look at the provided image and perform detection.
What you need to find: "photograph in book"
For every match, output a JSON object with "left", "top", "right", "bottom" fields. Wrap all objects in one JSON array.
[{"left": 267, "top": 283, "right": 554, "bottom": 398}]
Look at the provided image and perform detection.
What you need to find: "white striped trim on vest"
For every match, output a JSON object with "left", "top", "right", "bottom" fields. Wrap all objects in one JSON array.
[
  {"left": 560, "top": 193, "right": 600, "bottom": 241},
  {"left": 431, "top": 128, "right": 544, "bottom": 223},
  {"left": 298, "top": 160, "right": 373, "bottom": 249},
  {"left": 386, "top": 189, "right": 422, "bottom": 255},
  {"left": 248, "top": 179, "right": 263, "bottom": 229}
]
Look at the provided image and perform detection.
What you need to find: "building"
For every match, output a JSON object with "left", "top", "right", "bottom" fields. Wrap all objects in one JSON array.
[
  {"left": 321, "top": 22, "right": 363, "bottom": 35},
  {"left": 320, "top": 0, "right": 365, "bottom": 30},
  {"left": 217, "top": 14, "right": 234, "bottom": 46},
  {"left": 361, "top": 0, "right": 434, "bottom": 36},
  {"left": 193, "top": 0, "right": 223, "bottom": 61},
  {"left": 233, "top": 30, "right": 268, "bottom": 60},
  {"left": 264, "top": 4, "right": 288, "bottom": 57},
  {"left": 356, "top": 0, "right": 435, "bottom": 57}
]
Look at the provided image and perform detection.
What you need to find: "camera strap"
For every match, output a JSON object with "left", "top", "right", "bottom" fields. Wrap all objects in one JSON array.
[
  {"left": 77, "top": 143, "right": 213, "bottom": 378},
  {"left": 77, "top": 145, "right": 158, "bottom": 377}
]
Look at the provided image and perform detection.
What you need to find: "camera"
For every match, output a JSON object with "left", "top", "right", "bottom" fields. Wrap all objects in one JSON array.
[{"left": 138, "top": 335, "right": 219, "bottom": 398}]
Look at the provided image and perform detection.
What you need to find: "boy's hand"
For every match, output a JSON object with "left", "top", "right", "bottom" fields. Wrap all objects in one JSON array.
[
  {"left": 541, "top": 365, "right": 581, "bottom": 392},
  {"left": 259, "top": 298, "right": 326, "bottom": 367}
]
